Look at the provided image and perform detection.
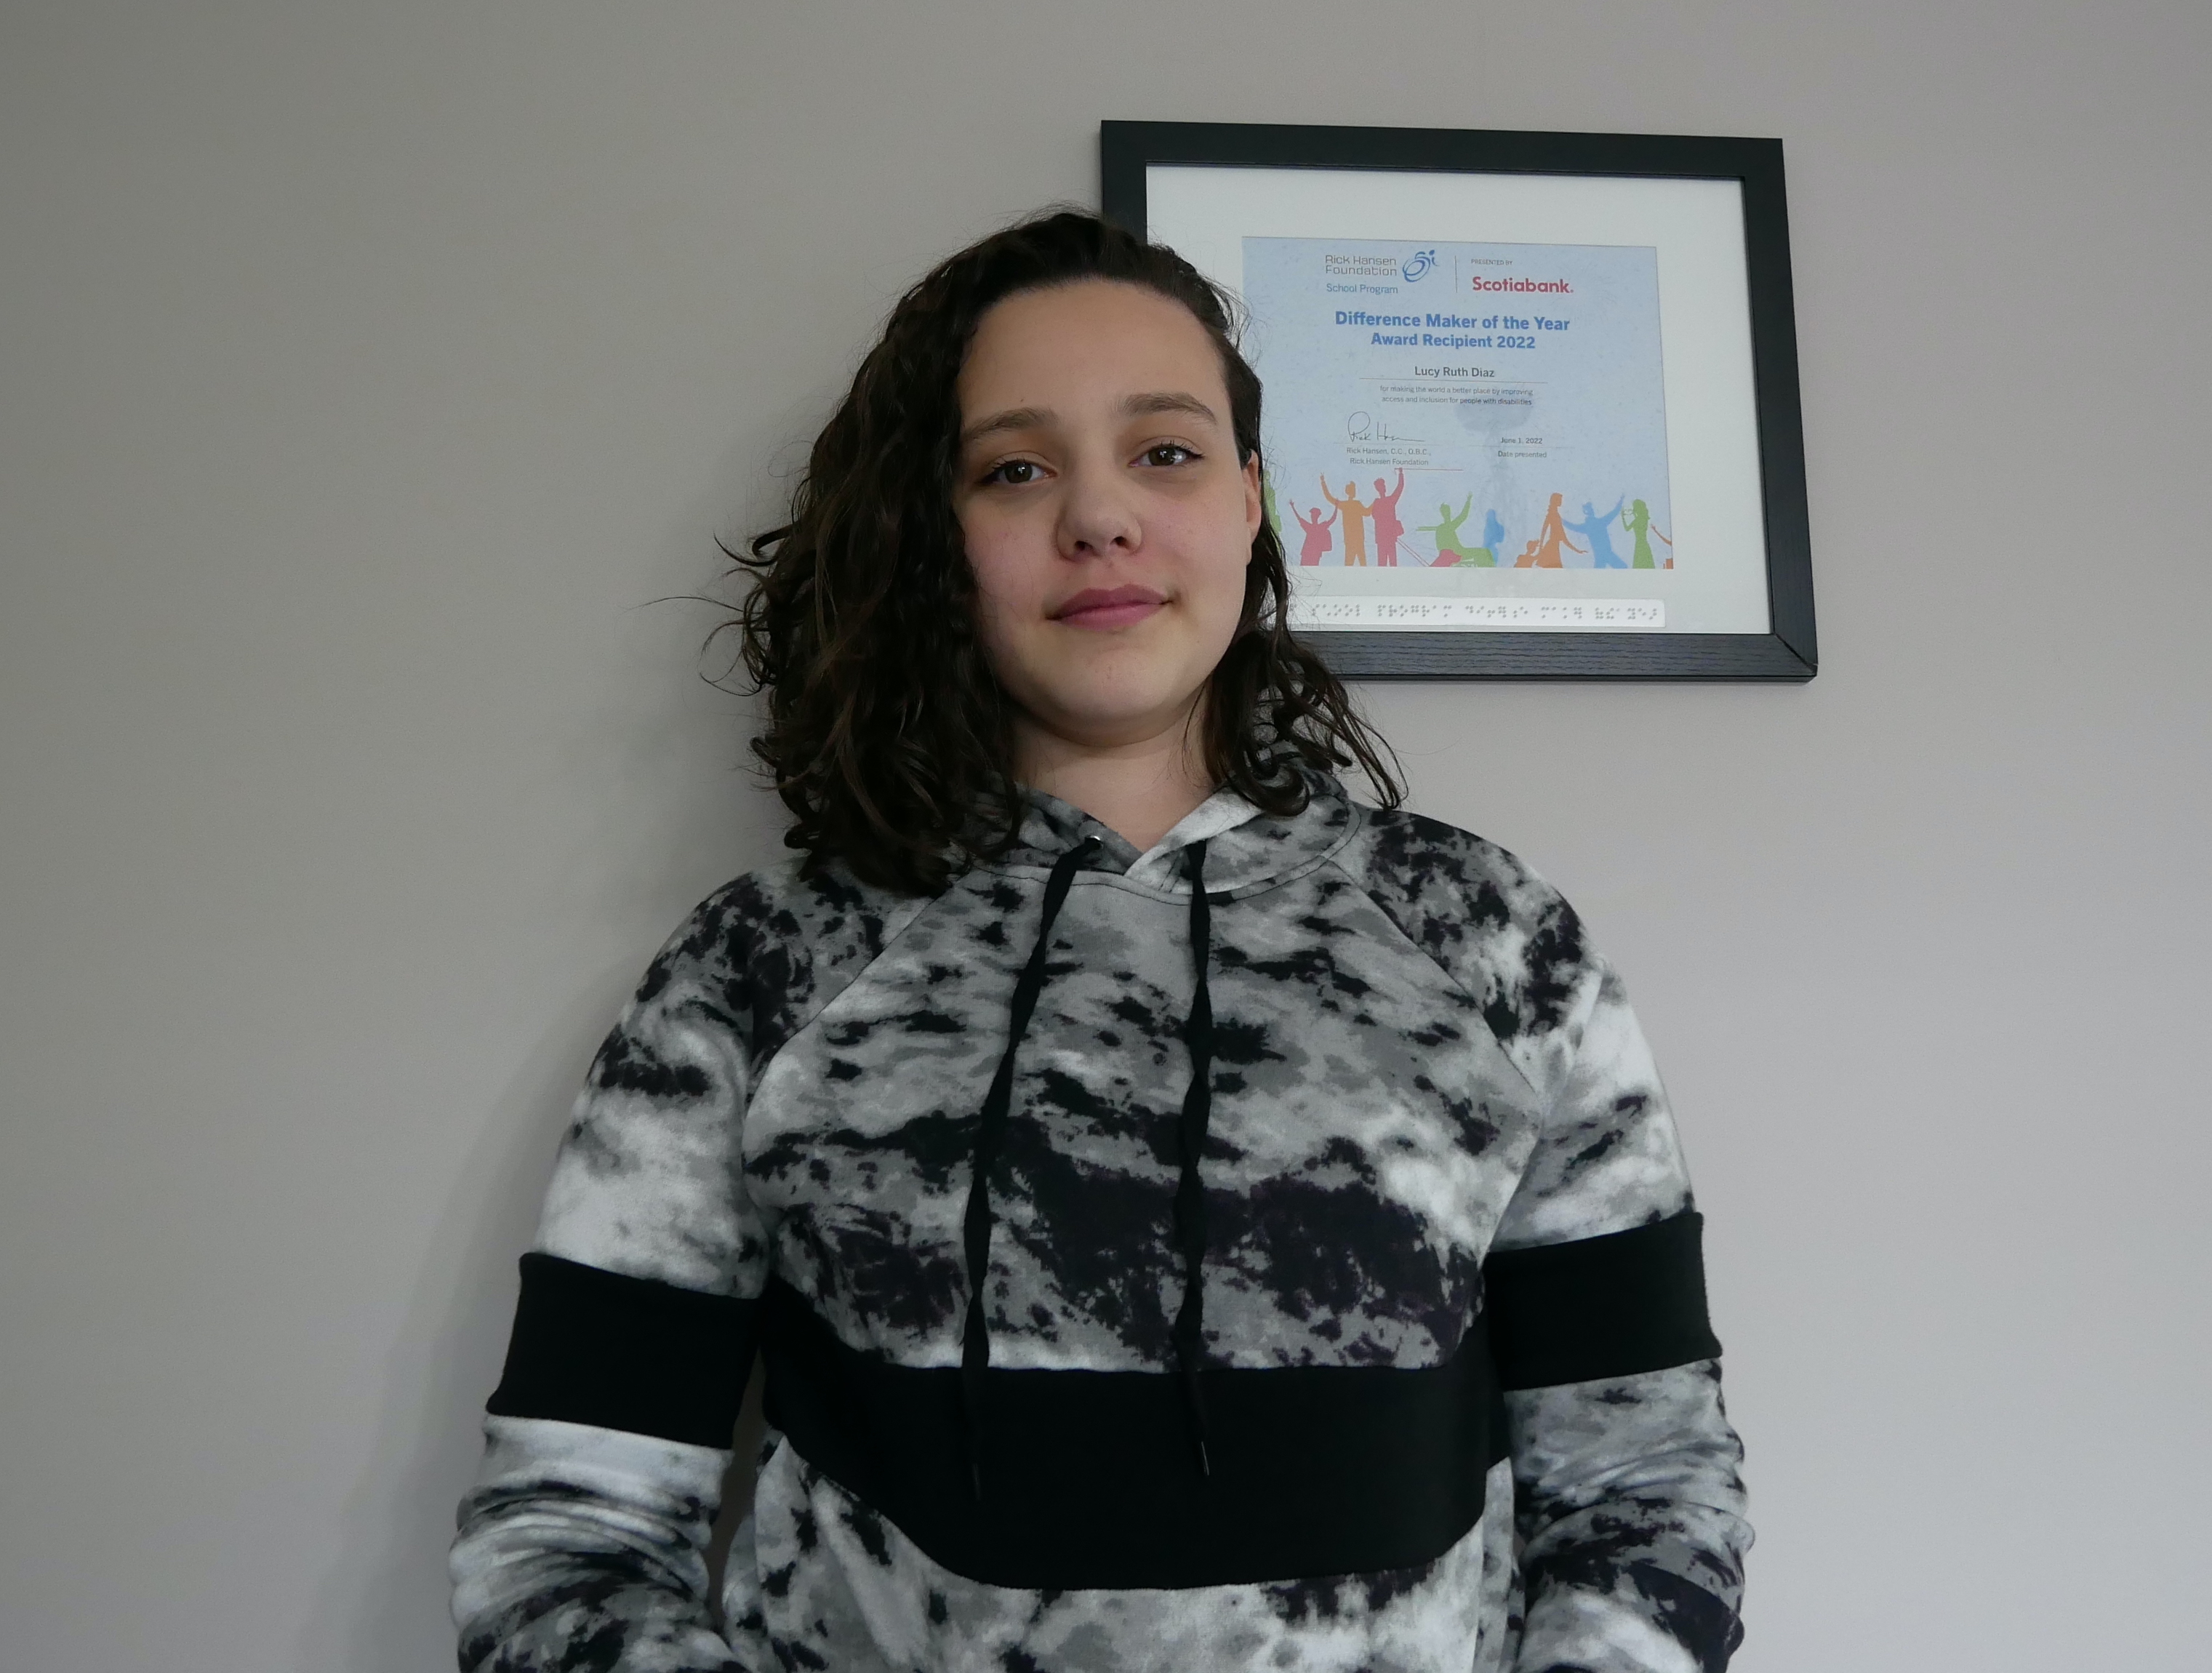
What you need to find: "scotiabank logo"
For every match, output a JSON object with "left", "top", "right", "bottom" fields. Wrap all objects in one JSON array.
[{"left": 1470, "top": 274, "right": 1572, "bottom": 294}]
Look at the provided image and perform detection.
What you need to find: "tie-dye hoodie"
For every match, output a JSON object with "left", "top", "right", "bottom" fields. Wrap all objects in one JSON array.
[{"left": 451, "top": 774, "right": 1751, "bottom": 1672}]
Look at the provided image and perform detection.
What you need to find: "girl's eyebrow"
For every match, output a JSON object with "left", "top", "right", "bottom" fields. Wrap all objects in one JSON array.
[
  {"left": 1123, "top": 390, "right": 1219, "bottom": 425},
  {"left": 959, "top": 391, "right": 1220, "bottom": 450},
  {"left": 958, "top": 406, "right": 1051, "bottom": 448}
]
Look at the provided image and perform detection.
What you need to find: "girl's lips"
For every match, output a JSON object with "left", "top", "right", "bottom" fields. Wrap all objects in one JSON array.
[{"left": 1051, "top": 585, "right": 1166, "bottom": 630}]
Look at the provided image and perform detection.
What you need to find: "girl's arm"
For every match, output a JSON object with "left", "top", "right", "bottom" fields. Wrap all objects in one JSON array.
[
  {"left": 1338, "top": 817, "right": 1750, "bottom": 1673},
  {"left": 452, "top": 872, "right": 916, "bottom": 1671},
  {"left": 1490, "top": 952, "right": 1751, "bottom": 1673},
  {"left": 450, "top": 885, "right": 777, "bottom": 1672}
]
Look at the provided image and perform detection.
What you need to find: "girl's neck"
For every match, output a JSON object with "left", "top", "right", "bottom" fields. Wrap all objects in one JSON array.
[{"left": 1014, "top": 704, "right": 1215, "bottom": 854}]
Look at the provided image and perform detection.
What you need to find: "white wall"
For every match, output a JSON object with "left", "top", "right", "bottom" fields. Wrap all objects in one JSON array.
[{"left": 3, "top": 3, "right": 2206, "bottom": 1668}]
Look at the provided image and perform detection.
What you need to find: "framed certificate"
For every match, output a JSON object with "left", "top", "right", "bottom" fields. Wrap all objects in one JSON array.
[{"left": 1100, "top": 122, "right": 1816, "bottom": 680}]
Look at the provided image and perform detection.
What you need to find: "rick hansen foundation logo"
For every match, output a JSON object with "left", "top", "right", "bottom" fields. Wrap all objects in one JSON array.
[{"left": 1401, "top": 249, "right": 1438, "bottom": 283}]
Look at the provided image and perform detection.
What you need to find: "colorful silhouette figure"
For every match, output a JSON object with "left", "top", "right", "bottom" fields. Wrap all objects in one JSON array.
[
  {"left": 1622, "top": 499, "right": 1674, "bottom": 569},
  {"left": 1321, "top": 477, "right": 1371, "bottom": 565},
  {"left": 1514, "top": 538, "right": 1543, "bottom": 567},
  {"left": 1419, "top": 495, "right": 1491, "bottom": 566},
  {"left": 1480, "top": 509, "right": 1505, "bottom": 563},
  {"left": 1289, "top": 500, "right": 1337, "bottom": 566},
  {"left": 1262, "top": 476, "right": 1283, "bottom": 542},
  {"left": 1523, "top": 492, "right": 1584, "bottom": 568},
  {"left": 1369, "top": 468, "right": 1408, "bottom": 566},
  {"left": 1564, "top": 496, "right": 1629, "bottom": 569}
]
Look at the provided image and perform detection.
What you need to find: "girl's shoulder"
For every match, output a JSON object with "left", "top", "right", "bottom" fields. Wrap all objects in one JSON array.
[
  {"left": 636, "top": 856, "right": 929, "bottom": 1064},
  {"left": 1330, "top": 803, "right": 1598, "bottom": 1050}
]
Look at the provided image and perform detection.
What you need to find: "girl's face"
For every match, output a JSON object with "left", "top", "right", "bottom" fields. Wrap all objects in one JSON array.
[{"left": 953, "top": 280, "right": 1261, "bottom": 758}]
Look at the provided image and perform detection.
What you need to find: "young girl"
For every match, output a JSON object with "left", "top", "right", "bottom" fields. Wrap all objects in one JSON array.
[{"left": 451, "top": 212, "right": 1750, "bottom": 1673}]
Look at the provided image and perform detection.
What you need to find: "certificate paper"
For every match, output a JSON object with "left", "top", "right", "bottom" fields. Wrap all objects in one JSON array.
[{"left": 1245, "top": 236, "right": 1678, "bottom": 627}]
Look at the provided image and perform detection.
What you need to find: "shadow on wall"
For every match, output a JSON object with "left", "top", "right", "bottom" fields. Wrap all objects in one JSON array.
[{"left": 294, "top": 960, "right": 644, "bottom": 1672}]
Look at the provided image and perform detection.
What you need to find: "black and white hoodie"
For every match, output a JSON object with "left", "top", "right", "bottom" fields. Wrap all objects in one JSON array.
[{"left": 452, "top": 774, "right": 1751, "bottom": 1672}]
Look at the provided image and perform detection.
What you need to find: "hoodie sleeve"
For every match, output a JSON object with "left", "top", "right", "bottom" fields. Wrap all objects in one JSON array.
[
  {"left": 1341, "top": 809, "right": 1750, "bottom": 1672},
  {"left": 1488, "top": 952, "right": 1752, "bottom": 1673},
  {"left": 450, "top": 881, "right": 782, "bottom": 1673}
]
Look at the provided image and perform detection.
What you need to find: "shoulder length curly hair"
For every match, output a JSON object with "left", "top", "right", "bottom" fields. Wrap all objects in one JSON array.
[{"left": 726, "top": 209, "right": 1401, "bottom": 896}]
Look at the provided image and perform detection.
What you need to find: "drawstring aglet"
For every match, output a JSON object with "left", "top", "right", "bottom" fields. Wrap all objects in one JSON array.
[{"left": 1195, "top": 1437, "right": 1211, "bottom": 1478}]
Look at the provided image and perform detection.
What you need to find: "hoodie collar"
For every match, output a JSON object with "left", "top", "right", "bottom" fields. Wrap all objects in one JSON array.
[{"left": 995, "top": 767, "right": 1361, "bottom": 897}]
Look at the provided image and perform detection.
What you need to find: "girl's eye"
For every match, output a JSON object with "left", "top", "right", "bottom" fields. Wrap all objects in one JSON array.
[
  {"left": 1141, "top": 443, "right": 1198, "bottom": 468},
  {"left": 982, "top": 459, "right": 1043, "bottom": 487}
]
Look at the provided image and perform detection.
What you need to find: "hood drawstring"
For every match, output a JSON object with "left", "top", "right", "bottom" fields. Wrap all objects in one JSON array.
[
  {"left": 959, "top": 833, "right": 1219, "bottom": 1499},
  {"left": 1171, "top": 840, "right": 1215, "bottom": 1476},
  {"left": 961, "top": 833, "right": 1098, "bottom": 1499}
]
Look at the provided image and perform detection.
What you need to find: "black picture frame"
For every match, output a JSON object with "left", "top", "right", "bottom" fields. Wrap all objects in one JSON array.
[{"left": 1100, "top": 121, "right": 1816, "bottom": 681}]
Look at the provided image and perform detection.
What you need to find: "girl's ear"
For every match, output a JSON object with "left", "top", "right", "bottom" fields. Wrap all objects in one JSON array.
[{"left": 1242, "top": 456, "right": 1264, "bottom": 546}]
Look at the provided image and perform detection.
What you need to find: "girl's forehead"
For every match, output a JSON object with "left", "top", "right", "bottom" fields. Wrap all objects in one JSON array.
[
  {"left": 963, "top": 283, "right": 1222, "bottom": 390},
  {"left": 977, "top": 277, "right": 1201, "bottom": 337}
]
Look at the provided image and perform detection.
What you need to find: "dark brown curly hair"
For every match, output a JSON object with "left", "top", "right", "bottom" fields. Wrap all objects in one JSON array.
[{"left": 725, "top": 209, "right": 1401, "bottom": 895}]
